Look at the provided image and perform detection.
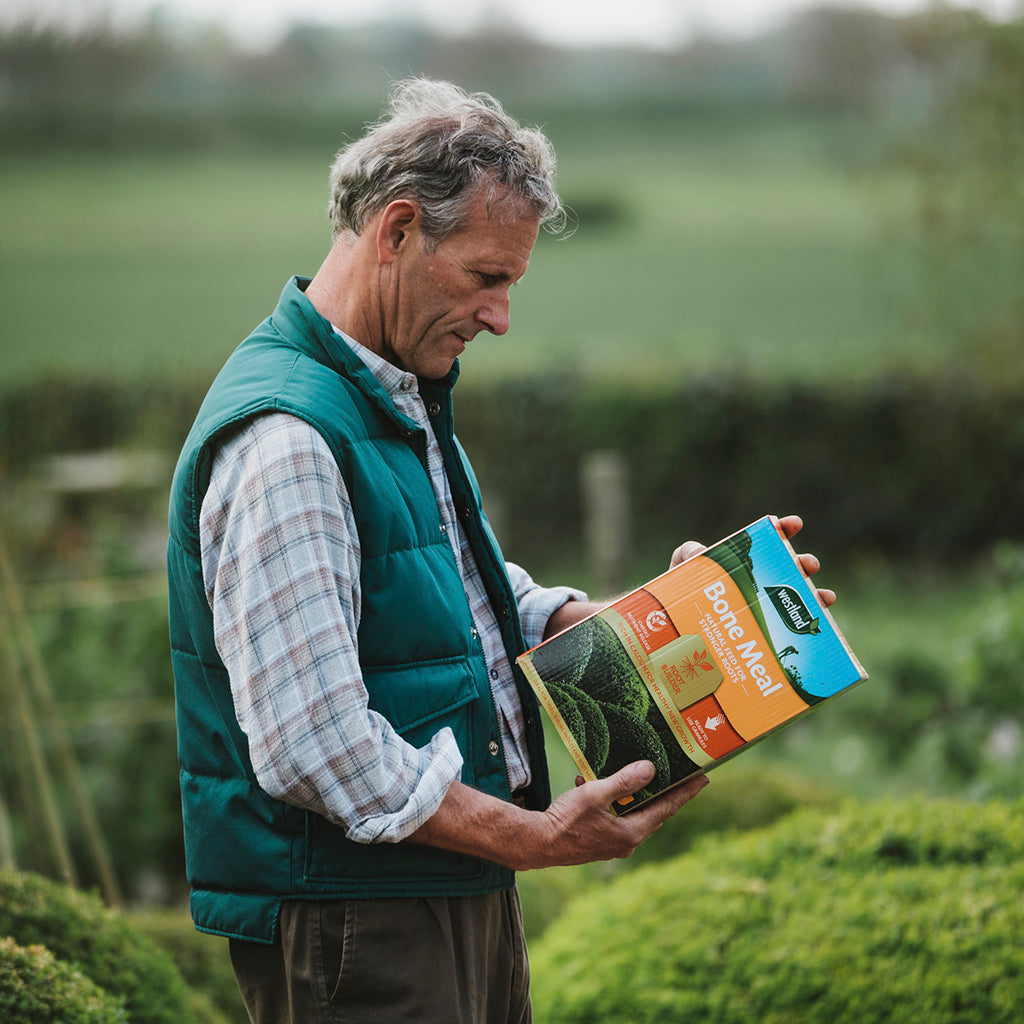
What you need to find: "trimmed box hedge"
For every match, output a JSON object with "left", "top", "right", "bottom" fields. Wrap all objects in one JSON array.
[
  {"left": 530, "top": 797, "right": 1024, "bottom": 1023},
  {"left": 0, "top": 937, "right": 127, "bottom": 1024},
  {"left": 0, "top": 870, "right": 211, "bottom": 1024}
]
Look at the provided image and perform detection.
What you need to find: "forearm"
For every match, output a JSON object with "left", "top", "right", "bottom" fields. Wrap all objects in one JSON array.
[
  {"left": 406, "top": 782, "right": 542, "bottom": 871},
  {"left": 407, "top": 765, "right": 710, "bottom": 871},
  {"left": 543, "top": 597, "right": 609, "bottom": 640},
  {"left": 504, "top": 561, "right": 588, "bottom": 647}
]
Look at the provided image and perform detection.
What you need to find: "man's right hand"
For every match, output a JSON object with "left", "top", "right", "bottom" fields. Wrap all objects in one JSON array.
[
  {"left": 408, "top": 764, "right": 709, "bottom": 872},
  {"left": 527, "top": 763, "right": 709, "bottom": 868}
]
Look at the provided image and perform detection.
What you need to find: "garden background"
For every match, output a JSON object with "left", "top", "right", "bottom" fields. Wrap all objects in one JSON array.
[{"left": 0, "top": 5, "right": 1022, "bottom": 1021}]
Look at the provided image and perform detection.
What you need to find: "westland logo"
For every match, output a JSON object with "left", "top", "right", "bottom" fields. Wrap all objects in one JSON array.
[
  {"left": 645, "top": 610, "right": 669, "bottom": 632},
  {"left": 765, "top": 586, "right": 821, "bottom": 635}
]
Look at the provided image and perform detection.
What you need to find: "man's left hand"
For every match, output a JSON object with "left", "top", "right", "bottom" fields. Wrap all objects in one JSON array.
[{"left": 670, "top": 513, "right": 836, "bottom": 608}]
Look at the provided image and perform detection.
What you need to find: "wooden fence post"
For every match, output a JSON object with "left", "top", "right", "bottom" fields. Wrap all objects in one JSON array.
[
  {"left": 581, "top": 450, "right": 631, "bottom": 597},
  {"left": 0, "top": 783, "right": 16, "bottom": 870}
]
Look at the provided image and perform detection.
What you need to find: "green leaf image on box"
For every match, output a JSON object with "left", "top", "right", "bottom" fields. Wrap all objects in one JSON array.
[
  {"left": 649, "top": 633, "right": 724, "bottom": 709},
  {"left": 545, "top": 681, "right": 611, "bottom": 773},
  {"left": 526, "top": 615, "right": 699, "bottom": 803}
]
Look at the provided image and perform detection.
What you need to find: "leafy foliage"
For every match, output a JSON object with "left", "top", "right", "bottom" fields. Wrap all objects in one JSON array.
[
  {"left": 5, "top": 583, "right": 186, "bottom": 902},
  {"left": 530, "top": 798, "right": 1024, "bottom": 1023},
  {"left": 0, "top": 937, "right": 128, "bottom": 1024},
  {"left": 860, "top": 543, "right": 1024, "bottom": 796},
  {"left": 897, "top": 11, "right": 1024, "bottom": 387}
]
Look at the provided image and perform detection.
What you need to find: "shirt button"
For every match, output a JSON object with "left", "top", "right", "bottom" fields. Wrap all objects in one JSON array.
[
  {"left": 471, "top": 626, "right": 479, "bottom": 640},
  {"left": 400, "top": 378, "right": 413, "bottom": 392},
  {"left": 490, "top": 668, "right": 499, "bottom": 680},
  {"left": 427, "top": 401, "right": 441, "bottom": 416},
  {"left": 488, "top": 741, "right": 500, "bottom": 757},
  {"left": 439, "top": 523, "right": 447, "bottom": 535}
]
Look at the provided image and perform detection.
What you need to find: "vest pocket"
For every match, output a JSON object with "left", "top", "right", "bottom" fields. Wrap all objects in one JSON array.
[
  {"left": 362, "top": 655, "right": 482, "bottom": 750},
  {"left": 303, "top": 808, "right": 491, "bottom": 886}
]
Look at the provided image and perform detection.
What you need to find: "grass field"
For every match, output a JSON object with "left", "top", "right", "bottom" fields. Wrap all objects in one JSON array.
[{"left": 0, "top": 119, "right": 944, "bottom": 390}]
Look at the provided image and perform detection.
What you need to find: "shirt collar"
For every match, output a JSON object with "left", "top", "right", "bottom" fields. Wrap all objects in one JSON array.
[{"left": 330, "top": 325, "right": 418, "bottom": 398}]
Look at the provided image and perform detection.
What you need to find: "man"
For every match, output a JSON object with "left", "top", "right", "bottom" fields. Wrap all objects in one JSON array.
[{"left": 168, "top": 78, "right": 833, "bottom": 1023}]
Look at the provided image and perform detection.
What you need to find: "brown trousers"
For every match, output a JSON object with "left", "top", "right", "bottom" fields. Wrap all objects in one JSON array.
[{"left": 229, "top": 890, "right": 532, "bottom": 1024}]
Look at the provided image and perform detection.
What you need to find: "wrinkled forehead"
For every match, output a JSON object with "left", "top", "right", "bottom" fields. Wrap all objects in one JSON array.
[
  {"left": 440, "top": 186, "right": 540, "bottom": 263},
  {"left": 459, "top": 180, "right": 541, "bottom": 233}
]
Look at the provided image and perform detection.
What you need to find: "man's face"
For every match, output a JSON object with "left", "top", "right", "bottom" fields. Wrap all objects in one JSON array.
[{"left": 380, "top": 187, "right": 540, "bottom": 379}]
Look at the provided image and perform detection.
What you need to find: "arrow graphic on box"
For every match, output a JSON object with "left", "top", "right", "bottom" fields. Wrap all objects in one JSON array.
[{"left": 705, "top": 715, "right": 727, "bottom": 732}]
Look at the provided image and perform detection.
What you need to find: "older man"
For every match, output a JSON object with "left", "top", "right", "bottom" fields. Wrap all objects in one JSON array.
[{"left": 168, "top": 79, "right": 829, "bottom": 1023}]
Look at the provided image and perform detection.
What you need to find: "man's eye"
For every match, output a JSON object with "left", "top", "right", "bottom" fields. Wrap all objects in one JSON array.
[{"left": 477, "top": 273, "right": 502, "bottom": 287}]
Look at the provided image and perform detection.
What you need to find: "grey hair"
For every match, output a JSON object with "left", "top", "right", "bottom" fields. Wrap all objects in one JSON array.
[{"left": 327, "top": 78, "right": 566, "bottom": 243}]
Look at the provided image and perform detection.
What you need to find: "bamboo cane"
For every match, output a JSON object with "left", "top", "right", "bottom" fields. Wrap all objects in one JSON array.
[
  {"left": 0, "top": 529, "right": 122, "bottom": 906},
  {"left": 0, "top": 616, "right": 77, "bottom": 886}
]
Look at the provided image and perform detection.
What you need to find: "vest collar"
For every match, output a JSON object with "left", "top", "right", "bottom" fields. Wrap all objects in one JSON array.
[
  {"left": 271, "top": 275, "right": 459, "bottom": 432},
  {"left": 275, "top": 274, "right": 459, "bottom": 392}
]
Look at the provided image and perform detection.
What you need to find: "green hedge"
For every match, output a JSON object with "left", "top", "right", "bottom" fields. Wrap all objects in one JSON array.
[
  {"left": 456, "top": 371, "right": 1024, "bottom": 572},
  {"left": 0, "top": 937, "right": 128, "bottom": 1024},
  {"left": 530, "top": 798, "right": 1024, "bottom": 1023},
  {"left": 3, "top": 371, "right": 1020, "bottom": 574},
  {"left": 0, "top": 870, "right": 210, "bottom": 1024}
]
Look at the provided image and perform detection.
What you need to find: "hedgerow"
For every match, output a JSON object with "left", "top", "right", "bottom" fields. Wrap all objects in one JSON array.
[
  {"left": 530, "top": 798, "right": 1024, "bottom": 1023},
  {"left": 3, "top": 371, "right": 1022, "bottom": 571}
]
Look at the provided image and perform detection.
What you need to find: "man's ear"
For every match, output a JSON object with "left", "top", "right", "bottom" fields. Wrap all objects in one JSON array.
[{"left": 376, "top": 199, "right": 420, "bottom": 265}]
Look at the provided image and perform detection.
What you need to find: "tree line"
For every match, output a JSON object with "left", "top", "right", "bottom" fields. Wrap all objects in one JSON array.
[{"left": 0, "top": 5, "right": 1018, "bottom": 150}]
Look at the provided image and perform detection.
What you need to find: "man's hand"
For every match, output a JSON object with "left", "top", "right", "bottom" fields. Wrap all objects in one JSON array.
[
  {"left": 670, "top": 513, "right": 836, "bottom": 608},
  {"left": 408, "top": 767, "right": 709, "bottom": 872},
  {"left": 547, "top": 514, "right": 836, "bottom": 643},
  {"left": 531, "top": 763, "right": 709, "bottom": 867}
]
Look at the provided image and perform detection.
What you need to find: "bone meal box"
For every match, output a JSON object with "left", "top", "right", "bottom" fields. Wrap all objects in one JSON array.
[{"left": 517, "top": 516, "right": 868, "bottom": 812}]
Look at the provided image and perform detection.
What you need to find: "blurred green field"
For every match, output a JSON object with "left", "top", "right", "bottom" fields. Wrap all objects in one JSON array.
[{"left": 0, "top": 120, "right": 938, "bottom": 390}]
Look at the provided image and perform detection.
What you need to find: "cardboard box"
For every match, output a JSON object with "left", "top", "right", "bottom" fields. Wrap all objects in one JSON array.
[{"left": 517, "top": 516, "right": 868, "bottom": 811}]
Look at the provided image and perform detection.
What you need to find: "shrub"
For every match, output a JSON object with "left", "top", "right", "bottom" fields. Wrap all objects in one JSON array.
[
  {"left": 530, "top": 797, "right": 1024, "bottom": 1023},
  {"left": 0, "top": 937, "right": 127, "bottom": 1024},
  {"left": 129, "top": 908, "right": 246, "bottom": 1024},
  {"left": 0, "top": 870, "right": 202, "bottom": 1024}
]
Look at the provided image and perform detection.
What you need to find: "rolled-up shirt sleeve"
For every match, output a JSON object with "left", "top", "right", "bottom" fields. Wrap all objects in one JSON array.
[
  {"left": 200, "top": 412, "right": 463, "bottom": 844},
  {"left": 505, "top": 561, "right": 588, "bottom": 649}
]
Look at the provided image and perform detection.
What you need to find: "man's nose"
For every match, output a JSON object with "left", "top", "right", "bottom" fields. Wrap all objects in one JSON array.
[{"left": 476, "top": 291, "right": 511, "bottom": 336}]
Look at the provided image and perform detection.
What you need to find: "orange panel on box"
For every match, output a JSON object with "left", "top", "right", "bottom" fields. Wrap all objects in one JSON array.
[
  {"left": 609, "top": 588, "right": 679, "bottom": 655},
  {"left": 647, "top": 555, "right": 809, "bottom": 741},
  {"left": 644, "top": 555, "right": 734, "bottom": 615},
  {"left": 683, "top": 696, "right": 744, "bottom": 760}
]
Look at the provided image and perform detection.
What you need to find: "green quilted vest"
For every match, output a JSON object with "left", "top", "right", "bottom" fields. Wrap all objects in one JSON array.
[{"left": 167, "top": 277, "right": 551, "bottom": 943}]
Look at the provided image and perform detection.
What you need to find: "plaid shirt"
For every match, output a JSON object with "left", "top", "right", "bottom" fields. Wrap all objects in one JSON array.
[{"left": 200, "top": 332, "right": 584, "bottom": 844}]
